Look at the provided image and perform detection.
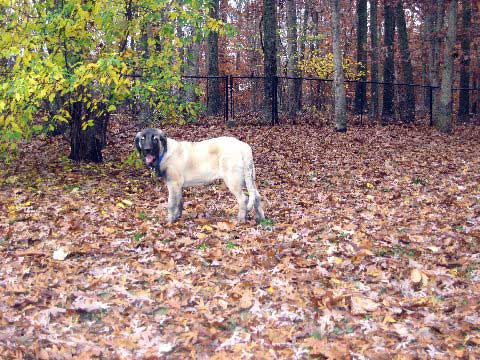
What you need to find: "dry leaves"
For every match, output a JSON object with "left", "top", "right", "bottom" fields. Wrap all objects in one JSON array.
[{"left": 1, "top": 116, "right": 479, "bottom": 358}]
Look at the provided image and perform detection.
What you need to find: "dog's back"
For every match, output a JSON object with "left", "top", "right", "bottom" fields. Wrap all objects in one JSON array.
[{"left": 177, "top": 137, "right": 250, "bottom": 187}]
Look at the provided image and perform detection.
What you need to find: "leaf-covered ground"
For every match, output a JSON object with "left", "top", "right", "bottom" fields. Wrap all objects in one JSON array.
[{"left": 1, "top": 117, "right": 480, "bottom": 359}]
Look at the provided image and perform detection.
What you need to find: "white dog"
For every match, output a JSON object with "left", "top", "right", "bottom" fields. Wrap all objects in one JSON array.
[{"left": 135, "top": 128, "right": 265, "bottom": 223}]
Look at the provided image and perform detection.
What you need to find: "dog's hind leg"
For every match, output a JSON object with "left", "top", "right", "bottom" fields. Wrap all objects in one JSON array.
[
  {"left": 224, "top": 173, "right": 248, "bottom": 223},
  {"left": 254, "top": 190, "right": 265, "bottom": 222}
]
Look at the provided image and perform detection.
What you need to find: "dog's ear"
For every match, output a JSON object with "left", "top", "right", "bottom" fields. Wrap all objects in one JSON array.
[
  {"left": 154, "top": 129, "right": 167, "bottom": 140},
  {"left": 134, "top": 131, "right": 142, "bottom": 154},
  {"left": 154, "top": 129, "right": 167, "bottom": 151}
]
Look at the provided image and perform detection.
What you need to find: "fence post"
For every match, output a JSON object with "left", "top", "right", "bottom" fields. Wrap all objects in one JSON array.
[
  {"left": 429, "top": 86, "right": 433, "bottom": 126},
  {"left": 224, "top": 76, "right": 229, "bottom": 122},
  {"left": 271, "top": 75, "right": 278, "bottom": 125}
]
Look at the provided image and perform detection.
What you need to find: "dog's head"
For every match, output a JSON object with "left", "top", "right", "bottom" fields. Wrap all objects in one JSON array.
[{"left": 134, "top": 128, "right": 167, "bottom": 168}]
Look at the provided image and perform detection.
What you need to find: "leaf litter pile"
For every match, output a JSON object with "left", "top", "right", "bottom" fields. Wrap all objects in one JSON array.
[{"left": 1, "top": 117, "right": 479, "bottom": 359}]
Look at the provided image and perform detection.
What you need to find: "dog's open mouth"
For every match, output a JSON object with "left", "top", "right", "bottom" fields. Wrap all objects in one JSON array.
[{"left": 145, "top": 154, "right": 157, "bottom": 166}]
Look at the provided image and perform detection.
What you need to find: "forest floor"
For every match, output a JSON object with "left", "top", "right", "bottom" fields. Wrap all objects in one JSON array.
[{"left": 1, "top": 115, "right": 480, "bottom": 359}]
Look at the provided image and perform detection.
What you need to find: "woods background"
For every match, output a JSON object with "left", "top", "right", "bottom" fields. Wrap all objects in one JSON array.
[{"left": 1, "top": 0, "right": 479, "bottom": 162}]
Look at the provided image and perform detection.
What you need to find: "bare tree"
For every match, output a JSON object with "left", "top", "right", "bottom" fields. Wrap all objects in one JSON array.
[
  {"left": 286, "top": 0, "right": 301, "bottom": 119},
  {"left": 263, "top": 0, "right": 278, "bottom": 124},
  {"left": 396, "top": 1, "right": 415, "bottom": 123},
  {"left": 382, "top": 2, "right": 395, "bottom": 125},
  {"left": 331, "top": 0, "right": 347, "bottom": 132},
  {"left": 431, "top": 0, "right": 445, "bottom": 121},
  {"left": 206, "top": 0, "right": 222, "bottom": 116},
  {"left": 354, "top": 0, "right": 367, "bottom": 114},
  {"left": 369, "top": 0, "right": 379, "bottom": 120},
  {"left": 437, "top": 0, "right": 458, "bottom": 133},
  {"left": 459, "top": 0, "right": 471, "bottom": 122}
]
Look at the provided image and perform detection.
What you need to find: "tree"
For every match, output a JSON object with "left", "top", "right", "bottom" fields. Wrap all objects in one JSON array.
[
  {"left": 354, "top": 0, "right": 368, "bottom": 115},
  {"left": 331, "top": 0, "right": 347, "bottom": 132},
  {"left": 430, "top": 0, "right": 445, "bottom": 122},
  {"left": 247, "top": 4, "right": 262, "bottom": 111},
  {"left": 396, "top": 2, "right": 415, "bottom": 123},
  {"left": 186, "top": 39, "right": 201, "bottom": 104},
  {"left": 0, "top": 0, "right": 221, "bottom": 161},
  {"left": 474, "top": 44, "right": 480, "bottom": 114},
  {"left": 382, "top": 2, "right": 396, "bottom": 125},
  {"left": 437, "top": 0, "right": 458, "bottom": 133},
  {"left": 458, "top": 0, "right": 471, "bottom": 123},
  {"left": 263, "top": 0, "right": 278, "bottom": 124},
  {"left": 207, "top": 0, "right": 222, "bottom": 116},
  {"left": 369, "top": 0, "right": 379, "bottom": 120},
  {"left": 286, "top": 0, "right": 301, "bottom": 119}
]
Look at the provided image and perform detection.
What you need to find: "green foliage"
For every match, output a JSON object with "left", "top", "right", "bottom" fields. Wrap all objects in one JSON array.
[
  {"left": 133, "top": 232, "right": 145, "bottom": 242},
  {"left": 259, "top": 218, "right": 274, "bottom": 228},
  {"left": 198, "top": 243, "right": 209, "bottom": 251},
  {"left": 226, "top": 240, "right": 237, "bottom": 250},
  {"left": 124, "top": 148, "right": 144, "bottom": 169},
  {"left": 0, "top": 0, "right": 226, "bottom": 158},
  {"left": 299, "top": 51, "right": 365, "bottom": 80}
]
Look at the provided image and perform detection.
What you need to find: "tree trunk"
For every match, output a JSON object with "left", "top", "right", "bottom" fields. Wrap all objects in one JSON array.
[
  {"left": 474, "top": 44, "right": 480, "bottom": 114},
  {"left": 431, "top": 0, "right": 444, "bottom": 121},
  {"left": 69, "top": 99, "right": 108, "bottom": 163},
  {"left": 395, "top": 1, "right": 415, "bottom": 123},
  {"left": 186, "top": 39, "right": 200, "bottom": 103},
  {"left": 311, "top": 9, "right": 322, "bottom": 109},
  {"left": 300, "top": 2, "right": 311, "bottom": 105},
  {"left": 276, "top": 6, "right": 285, "bottom": 112},
  {"left": 249, "top": 6, "right": 261, "bottom": 111},
  {"left": 382, "top": 2, "right": 395, "bottom": 125},
  {"left": 458, "top": 0, "right": 471, "bottom": 122},
  {"left": 425, "top": 3, "right": 435, "bottom": 109},
  {"left": 310, "top": 8, "right": 318, "bottom": 53},
  {"left": 286, "top": 0, "right": 301, "bottom": 119},
  {"left": 136, "top": 23, "right": 153, "bottom": 124},
  {"left": 354, "top": 0, "right": 367, "bottom": 114},
  {"left": 331, "top": 0, "right": 347, "bottom": 132},
  {"left": 437, "top": 0, "right": 458, "bottom": 133},
  {"left": 369, "top": 0, "right": 379, "bottom": 120},
  {"left": 206, "top": 0, "right": 222, "bottom": 116},
  {"left": 218, "top": 0, "right": 228, "bottom": 72},
  {"left": 176, "top": 1, "right": 186, "bottom": 102},
  {"left": 263, "top": 0, "right": 278, "bottom": 124}
]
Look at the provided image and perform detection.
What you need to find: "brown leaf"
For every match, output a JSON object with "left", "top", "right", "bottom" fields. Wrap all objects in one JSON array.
[
  {"left": 351, "top": 295, "right": 379, "bottom": 315},
  {"left": 303, "top": 338, "right": 349, "bottom": 358}
]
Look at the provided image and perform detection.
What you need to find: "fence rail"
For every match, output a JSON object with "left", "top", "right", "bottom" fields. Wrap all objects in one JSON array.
[{"left": 179, "top": 74, "right": 480, "bottom": 125}]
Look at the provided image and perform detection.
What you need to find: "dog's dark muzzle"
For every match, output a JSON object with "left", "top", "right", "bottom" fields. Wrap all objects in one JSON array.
[{"left": 142, "top": 143, "right": 159, "bottom": 167}]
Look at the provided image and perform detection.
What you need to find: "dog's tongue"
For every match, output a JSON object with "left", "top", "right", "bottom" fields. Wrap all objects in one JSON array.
[{"left": 145, "top": 154, "right": 155, "bottom": 165}]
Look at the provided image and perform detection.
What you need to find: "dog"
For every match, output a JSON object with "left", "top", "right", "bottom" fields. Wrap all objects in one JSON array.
[{"left": 134, "top": 128, "right": 265, "bottom": 224}]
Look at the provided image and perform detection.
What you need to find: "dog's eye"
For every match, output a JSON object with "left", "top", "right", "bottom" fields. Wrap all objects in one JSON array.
[
  {"left": 153, "top": 136, "right": 158, "bottom": 142},
  {"left": 141, "top": 136, "right": 145, "bottom": 141}
]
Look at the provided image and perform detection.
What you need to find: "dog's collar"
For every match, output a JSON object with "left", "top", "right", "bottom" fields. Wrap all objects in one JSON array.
[
  {"left": 155, "top": 151, "right": 165, "bottom": 168},
  {"left": 154, "top": 146, "right": 167, "bottom": 178}
]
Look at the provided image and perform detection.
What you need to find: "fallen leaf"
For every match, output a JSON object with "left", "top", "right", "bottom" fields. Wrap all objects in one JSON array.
[
  {"left": 202, "top": 224, "right": 213, "bottom": 232},
  {"left": 410, "top": 268, "right": 422, "bottom": 284},
  {"left": 239, "top": 290, "right": 253, "bottom": 310},
  {"left": 303, "top": 338, "right": 349, "bottom": 358},
  {"left": 71, "top": 296, "right": 109, "bottom": 312},
  {"left": 121, "top": 199, "right": 133, "bottom": 206},
  {"left": 351, "top": 295, "right": 379, "bottom": 315},
  {"left": 53, "top": 247, "right": 69, "bottom": 261}
]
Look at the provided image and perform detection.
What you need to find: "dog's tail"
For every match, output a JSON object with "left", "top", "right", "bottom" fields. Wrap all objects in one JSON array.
[{"left": 243, "top": 145, "right": 257, "bottom": 212}]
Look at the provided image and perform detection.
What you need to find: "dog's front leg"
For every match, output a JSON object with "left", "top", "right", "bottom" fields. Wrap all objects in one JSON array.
[{"left": 166, "top": 181, "right": 183, "bottom": 223}]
